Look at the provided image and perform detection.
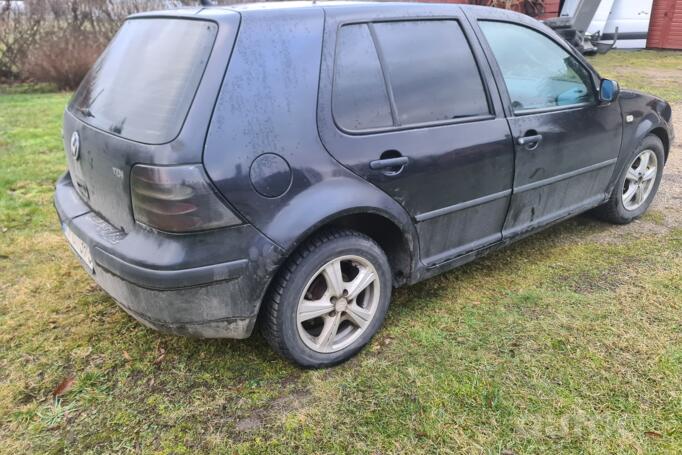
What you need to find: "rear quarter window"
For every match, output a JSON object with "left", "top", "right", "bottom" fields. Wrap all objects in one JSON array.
[
  {"left": 69, "top": 18, "right": 217, "bottom": 144},
  {"left": 332, "top": 24, "right": 394, "bottom": 131}
]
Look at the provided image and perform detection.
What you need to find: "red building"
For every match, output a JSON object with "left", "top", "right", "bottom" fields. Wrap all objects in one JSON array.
[
  {"left": 648, "top": 0, "right": 682, "bottom": 49},
  {"left": 541, "top": 0, "right": 561, "bottom": 19}
]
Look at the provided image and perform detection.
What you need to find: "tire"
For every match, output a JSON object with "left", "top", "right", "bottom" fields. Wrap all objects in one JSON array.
[
  {"left": 260, "top": 228, "right": 392, "bottom": 368},
  {"left": 593, "top": 135, "right": 665, "bottom": 224}
]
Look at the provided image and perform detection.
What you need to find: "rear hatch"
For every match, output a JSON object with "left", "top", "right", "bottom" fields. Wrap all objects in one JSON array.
[{"left": 63, "top": 12, "right": 239, "bottom": 231}]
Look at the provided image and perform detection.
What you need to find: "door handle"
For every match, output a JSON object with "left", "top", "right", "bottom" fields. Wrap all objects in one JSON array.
[
  {"left": 369, "top": 156, "right": 408, "bottom": 170},
  {"left": 370, "top": 150, "right": 408, "bottom": 176},
  {"left": 517, "top": 134, "right": 543, "bottom": 149}
]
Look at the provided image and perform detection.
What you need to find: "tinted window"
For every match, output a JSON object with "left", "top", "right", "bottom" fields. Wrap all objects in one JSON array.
[
  {"left": 333, "top": 24, "right": 393, "bottom": 131},
  {"left": 373, "top": 20, "right": 489, "bottom": 125},
  {"left": 70, "top": 19, "right": 217, "bottom": 144},
  {"left": 479, "top": 21, "right": 595, "bottom": 113}
]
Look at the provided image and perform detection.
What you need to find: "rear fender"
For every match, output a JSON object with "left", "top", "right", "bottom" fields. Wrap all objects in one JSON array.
[{"left": 265, "top": 176, "right": 420, "bottom": 273}]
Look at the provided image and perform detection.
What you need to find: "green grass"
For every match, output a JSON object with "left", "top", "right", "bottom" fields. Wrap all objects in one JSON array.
[
  {"left": 1, "top": 52, "right": 681, "bottom": 454},
  {"left": 588, "top": 49, "right": 682, "bottom": 103}
]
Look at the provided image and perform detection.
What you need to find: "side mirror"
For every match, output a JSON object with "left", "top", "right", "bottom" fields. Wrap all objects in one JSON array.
[{"left": 599, "top": 79, "right": 620, "bottom": 103}]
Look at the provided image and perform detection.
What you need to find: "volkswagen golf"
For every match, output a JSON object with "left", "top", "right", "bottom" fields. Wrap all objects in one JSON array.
[{"left": 55, "top": 2, "right": 674, "bottom": 367}]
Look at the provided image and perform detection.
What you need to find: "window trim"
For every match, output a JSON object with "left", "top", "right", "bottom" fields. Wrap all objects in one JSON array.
[
  {"left": 367, "top": 22, "right": 400, "bottom": 126},
  {"left": 476, "top": 19, "right": 599, "bottom": 117},
  {"left": 512, "top": 102, "right": 594, "bottom": 116},
  {"left": 331, "top": 17, "right": 495, "bottom": 135}
]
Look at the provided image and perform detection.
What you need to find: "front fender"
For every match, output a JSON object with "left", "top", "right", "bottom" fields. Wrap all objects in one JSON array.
[
  {"left": 619, "top": 90, "right": 672, "bottom": 152},
  {"left": 607, "top": 90, "right": 673, "bottom": 195}
]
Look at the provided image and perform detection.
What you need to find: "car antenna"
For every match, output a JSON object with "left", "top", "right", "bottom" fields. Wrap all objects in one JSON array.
[{"left": 199, "top": 0, "right": 216, "bottom": 6}]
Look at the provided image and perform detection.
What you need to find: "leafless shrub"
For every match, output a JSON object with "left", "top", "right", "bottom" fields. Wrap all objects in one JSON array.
[
  {"left": 0, "top": 0, "right": 196, "bottom": 87},
  {"left": 20, "top": 27, "right": 105, "bottom": 90}
]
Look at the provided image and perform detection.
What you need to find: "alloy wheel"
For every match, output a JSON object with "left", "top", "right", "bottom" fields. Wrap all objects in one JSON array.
[
  {"left": 622, "top": 149, "right": 658, "bottom": 211},
  {"left": 296, "top": 255, "right": 380, "bottom": 353}
]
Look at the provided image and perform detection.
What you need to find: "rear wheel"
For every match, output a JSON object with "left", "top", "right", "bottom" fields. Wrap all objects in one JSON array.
[
  {"left": 261, "top": 229, "right": 392, "bottom": 368},
  {"left": 593, "top": 135, "right": 665, "bottom": 224}
]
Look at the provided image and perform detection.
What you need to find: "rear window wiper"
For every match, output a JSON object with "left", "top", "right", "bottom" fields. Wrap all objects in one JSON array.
[{"left": 77, "top": 107, "right": 95, "bottom": 118}]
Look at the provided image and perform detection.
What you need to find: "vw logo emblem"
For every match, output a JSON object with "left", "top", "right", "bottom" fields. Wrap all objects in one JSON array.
[{"left": 70, "top": 131, "right": 80, "bottom": 160}]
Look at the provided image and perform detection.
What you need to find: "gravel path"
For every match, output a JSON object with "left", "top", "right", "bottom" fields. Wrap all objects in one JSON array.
[{"left": 654, "top": 103, "right": 682, "bottom": 226}]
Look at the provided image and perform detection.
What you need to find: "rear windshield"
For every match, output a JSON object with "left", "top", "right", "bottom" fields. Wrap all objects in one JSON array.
[{"left": 69, "top": 18, "right": 217, "bottom": 144}]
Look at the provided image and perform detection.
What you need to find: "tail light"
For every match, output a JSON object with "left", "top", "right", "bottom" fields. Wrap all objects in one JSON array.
[{"left": 131, "top": 164, "right": 241, "bottom": 233}]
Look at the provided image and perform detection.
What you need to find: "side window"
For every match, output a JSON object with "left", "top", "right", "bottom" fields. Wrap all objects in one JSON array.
[
  {"left": 332, "top": 20, "right": 490, "bottom": 131},
  {"left": 372, "top": 20, "right": 489, "bottom": 125},
  {"left": 332, "top": 24, "right": 393, "bottom": 131},
  {"left": 479, "top": 21, "right": 595, "bottom": 113}
]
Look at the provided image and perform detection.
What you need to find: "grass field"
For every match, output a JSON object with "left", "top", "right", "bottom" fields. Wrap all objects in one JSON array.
[{"left": 1, "top": 50, "right": 681, "bottom": 454}]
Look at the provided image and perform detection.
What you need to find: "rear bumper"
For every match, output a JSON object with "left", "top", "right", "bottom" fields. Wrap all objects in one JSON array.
[{"left": 54, "top": 172, "right": 283, "bottom": 338}]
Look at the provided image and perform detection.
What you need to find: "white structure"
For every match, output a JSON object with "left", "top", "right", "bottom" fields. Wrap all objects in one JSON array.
[{"left": 560, "top": 0, "right": 654, "bottom": 49}]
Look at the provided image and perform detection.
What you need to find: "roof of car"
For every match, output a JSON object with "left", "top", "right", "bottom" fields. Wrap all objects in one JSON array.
[
  {"left": 131, "top": 1, "right": 528, "bottom": 21},
  {"left": 227, "top": 1, "right": 370, "bottom": 11}
]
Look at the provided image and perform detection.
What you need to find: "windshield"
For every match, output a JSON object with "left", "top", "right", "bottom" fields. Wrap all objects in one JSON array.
[{"left": 69, "top": 18, "right": 217, "bottom": 144}]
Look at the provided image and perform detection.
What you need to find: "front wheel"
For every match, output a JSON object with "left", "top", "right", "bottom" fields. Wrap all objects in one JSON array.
[
  {"left": 261, "top": 229, "right": 392, "bottom": 368},
  {"left": 593, "top": 135, "right": 665, "bottom": 224}
]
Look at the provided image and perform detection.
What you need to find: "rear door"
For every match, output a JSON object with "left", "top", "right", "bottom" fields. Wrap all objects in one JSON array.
[
  {"left": 318, "top": 9, "right": 515, "bottom": 266},
  {"left": 469, "top": 14, "right": 622, "bottom": 236}
]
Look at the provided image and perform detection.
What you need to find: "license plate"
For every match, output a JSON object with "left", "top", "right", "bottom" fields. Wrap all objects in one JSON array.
[{"left": 64, "top": 225, "right": 94, "bottom": 271}]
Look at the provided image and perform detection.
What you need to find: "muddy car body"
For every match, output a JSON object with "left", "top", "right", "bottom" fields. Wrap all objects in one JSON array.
[{"left": 55, "top": 2, "right": 673, "bottom": 367}]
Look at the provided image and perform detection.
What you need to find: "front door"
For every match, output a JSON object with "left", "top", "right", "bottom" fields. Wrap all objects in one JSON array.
[
  {"left": 474, "top": 18, "right": 623, "bottom": 236},
  {"left": 317, "top": 12, "right": 515, "bottom": 266}
]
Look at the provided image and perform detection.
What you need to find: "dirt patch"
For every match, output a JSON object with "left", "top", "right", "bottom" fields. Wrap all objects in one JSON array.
[
  {"left": 589, "top": 103, "right": 682, "bottom": 243},
  {"left": 235, "top": 416, "right": 262, "bottom": 432},
  {"left": 562, "top": 254, "right": 656, "bottom": 295},
  {"left": 232, "top": 388, "right": 311, "bottom": 438},
  {"left": 567, "top": 270, "right": 627, "bottom": 295}
]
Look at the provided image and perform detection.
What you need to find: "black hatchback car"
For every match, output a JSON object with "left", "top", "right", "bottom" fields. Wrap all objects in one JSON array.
[{"left": 55, "top": 2, "right": 673, "bottom": 367}]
